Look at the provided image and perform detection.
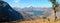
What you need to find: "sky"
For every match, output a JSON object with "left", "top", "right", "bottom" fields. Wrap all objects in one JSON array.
[{"left": 3, "top": 0, "right": 60, "bottom": 8}]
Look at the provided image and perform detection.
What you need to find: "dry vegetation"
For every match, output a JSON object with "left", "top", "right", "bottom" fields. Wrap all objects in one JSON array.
[
  {"left": 18, "top": 13, "right": 60, "bottom": 23},
  {"left": 19, "top": 19, "right": 60, "bottom": 23},
  {"left": 1, "top": 19, "right": 60, "bottom": 23}
]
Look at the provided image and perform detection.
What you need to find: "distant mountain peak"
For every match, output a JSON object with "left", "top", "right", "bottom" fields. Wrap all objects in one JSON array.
[{"left": 26, "top": 6, "right": 33, "bottom": 8}]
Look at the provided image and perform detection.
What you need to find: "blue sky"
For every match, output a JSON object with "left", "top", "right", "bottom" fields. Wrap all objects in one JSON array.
[{"left": 3, "top": 0, "right": 60, "bottom": 8}]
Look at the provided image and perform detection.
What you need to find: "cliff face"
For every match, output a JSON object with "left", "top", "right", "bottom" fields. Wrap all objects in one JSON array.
[{"left": 0, "top": 1, "right": 23, "bottom": 22}]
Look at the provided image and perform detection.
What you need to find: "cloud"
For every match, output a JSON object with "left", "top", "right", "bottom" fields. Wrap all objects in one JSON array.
[{"left": 13, "top": 0, "right": 20, "bottom": 3}]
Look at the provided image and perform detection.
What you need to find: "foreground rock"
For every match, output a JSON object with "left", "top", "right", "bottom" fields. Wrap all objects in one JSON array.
[{"left": 0, "top": 1, "right": 23, "bottom": 22}]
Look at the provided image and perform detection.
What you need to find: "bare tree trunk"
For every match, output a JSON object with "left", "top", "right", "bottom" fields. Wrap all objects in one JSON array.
[{"left": 54, "top": 10, "right": 57, "bottom": 22}]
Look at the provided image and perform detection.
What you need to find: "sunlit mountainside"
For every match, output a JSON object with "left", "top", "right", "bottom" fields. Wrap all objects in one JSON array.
[
  {"left": 11, "top": 6, "right": 60, "bottom": 23},
  {"left": 12, "top": 6, "right": 53, "bottom": 20}
]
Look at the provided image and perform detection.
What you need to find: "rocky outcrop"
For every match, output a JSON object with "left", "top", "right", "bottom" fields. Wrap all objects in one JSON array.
[{"left": 0, "top": 1, "right": 23, "bottom": 22}]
